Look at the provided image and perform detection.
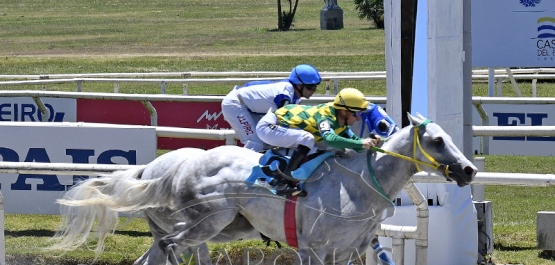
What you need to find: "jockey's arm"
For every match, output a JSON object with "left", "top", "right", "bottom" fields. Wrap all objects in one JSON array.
[{"left": 318, "top": 120, "right": 364, "bottom": 150}]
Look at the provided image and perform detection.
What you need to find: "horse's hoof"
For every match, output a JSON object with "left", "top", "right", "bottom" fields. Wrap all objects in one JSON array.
[{"left": 158, "top": 237, "right": 176, "bottom": 251}]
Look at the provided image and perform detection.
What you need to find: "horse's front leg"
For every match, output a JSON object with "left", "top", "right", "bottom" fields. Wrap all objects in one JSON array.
[{"left": 158, "top": 210, "right": 237, "bottom": 265}]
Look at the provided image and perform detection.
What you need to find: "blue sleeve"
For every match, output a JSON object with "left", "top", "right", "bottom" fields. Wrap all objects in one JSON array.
[
  {"left": 361, "top": 104, "right": 398, "bottom": 138},
  {"left": 274, "top": 94, "right": 292, "bottom": 108}
]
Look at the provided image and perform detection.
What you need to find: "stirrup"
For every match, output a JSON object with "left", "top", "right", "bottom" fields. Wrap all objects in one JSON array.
[{"left": 276, "top": 185, "right": 306, "bottom": 197}]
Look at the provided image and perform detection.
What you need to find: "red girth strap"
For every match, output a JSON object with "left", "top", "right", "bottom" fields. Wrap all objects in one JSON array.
[{"left": 284, "top": 194, "right": 298, "bottom": 248}]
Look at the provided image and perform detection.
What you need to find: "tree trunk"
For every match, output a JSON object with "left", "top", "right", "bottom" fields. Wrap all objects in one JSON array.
[
  {"left": 277, "top": 0, "right": 284, "bottom": 31},
  {"left": 277, "top": 0, "right": 299, "bottom": 31}
]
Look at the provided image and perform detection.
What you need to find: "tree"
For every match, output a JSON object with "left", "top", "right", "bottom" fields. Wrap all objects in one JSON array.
[
  {"left": 354, "top": 0, "right": 384, "bottom": 29},
  {"left": 277, "top": 0, "right": 299, "bottom": 31}
]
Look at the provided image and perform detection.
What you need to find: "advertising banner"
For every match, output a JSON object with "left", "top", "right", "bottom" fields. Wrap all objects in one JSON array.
[
  {"left": 474, "top": 103, "right": 555, "bottom": 155},
  {"left": 0, "top": 123, "right": 156, "bottom": 214},
  {"left": 472, "top": 0, "right": 555, "bottom": 67},
  {"left": 77, "top": 99, "right": 229, "bottom": 150},
  {"left": 0, "top": 97, "right": 76, "bottom": 122}
]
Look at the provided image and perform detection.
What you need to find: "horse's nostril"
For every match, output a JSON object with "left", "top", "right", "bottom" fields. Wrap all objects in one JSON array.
[{"left": 464, "top": 166, "right": 477, "bottom": 177}]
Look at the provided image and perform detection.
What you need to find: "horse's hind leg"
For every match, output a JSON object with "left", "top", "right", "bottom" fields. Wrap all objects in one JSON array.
[
  {"left": 137, "top": 209, "right": 212, "bottom": 265},
  {"left": 159, "top": 210, "right": 237, "bottom": 265}
]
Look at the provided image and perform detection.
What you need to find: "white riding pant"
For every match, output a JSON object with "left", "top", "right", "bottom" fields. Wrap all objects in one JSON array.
[
  {"left": 222, "top": 89, "right": 265, "bottom": 151},
  {"left": 257, "top": 110, "right": 317, "bottom": 152}
]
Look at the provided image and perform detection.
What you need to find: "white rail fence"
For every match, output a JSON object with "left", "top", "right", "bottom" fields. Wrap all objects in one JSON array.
[
  {"left": 0, "top": 124, "right": 551, "bottom": 265},
  {"left": 0, "top": 73, "right": 389, "bottom": 95},
  {"left": 0, "top": 90, "right": 551, "bottom": 155},
  {"left": 1, "top": 68, "right": 554, "bottom": 96},
  {"left": 0, "top": 90, "right": 386, "bottom": 127}
]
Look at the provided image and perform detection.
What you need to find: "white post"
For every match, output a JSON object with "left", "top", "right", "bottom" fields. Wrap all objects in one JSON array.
[
  {"left": 472, "top": 157, "right": 486, "bottom": 201},
  {"left": 384, "top": 0, "right": 402, "bottom": 125},
  {"left": 0, "top": 192, "right": 4, "bottom": 265},
  {"left": 488, "top": 68, "right": 495, "bottom": 97},
  {"left": 428, "top": 0, "right": 478, "bottom": 264}
]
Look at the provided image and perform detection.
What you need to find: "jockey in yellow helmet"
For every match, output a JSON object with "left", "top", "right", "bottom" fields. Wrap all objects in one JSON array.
[{"left": 256, "top": 88, "right": 380, "bottom": 196}]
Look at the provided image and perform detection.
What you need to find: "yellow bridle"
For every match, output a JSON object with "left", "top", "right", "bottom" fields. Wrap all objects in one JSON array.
[{"left": 370, "top": 120, "right": 451, "bottom": 180}]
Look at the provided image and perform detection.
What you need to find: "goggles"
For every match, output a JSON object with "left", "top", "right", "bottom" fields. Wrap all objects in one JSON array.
[
  {"left": 351, "top": 110, "right": 363, "bottom": 118},
  {"left": 304, "top": 85, "right": 318, "bottom": 91}
]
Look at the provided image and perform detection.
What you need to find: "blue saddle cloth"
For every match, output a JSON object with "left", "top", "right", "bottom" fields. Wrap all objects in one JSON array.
[{"left": 244, "top": 150, "right": 334, "bottom": 193}]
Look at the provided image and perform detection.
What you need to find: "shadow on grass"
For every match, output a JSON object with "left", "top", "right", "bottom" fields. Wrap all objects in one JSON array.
[
  {"left": 495, "top": 242, "right": 537, "bottom": 252},
  {"left": 538, "top": 250, "right": 555, "bottom": 261},
  {"left": 360, "top": 27, "right": 385, "bottom": 31},
  {"left": 267, "top": 28, "right": 316, "bottom": 32},
  {"left": 113, "top": 230, "right": 151, "bottom": 237},
  {"left": 5, "top": 230, "right": 55, "bottom": 237},
  {"left": 495, "top": 244, "right": 555, "bottom": 262},
  {"left": 5, "top": 229, "right": 150, "bottom": 237}
]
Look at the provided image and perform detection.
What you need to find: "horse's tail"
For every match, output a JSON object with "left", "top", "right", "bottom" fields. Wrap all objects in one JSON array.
[{"left": 46, "top": 164, "right": 177, "bottom": 258}]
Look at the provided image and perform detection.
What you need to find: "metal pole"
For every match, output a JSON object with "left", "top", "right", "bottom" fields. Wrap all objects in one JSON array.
[
  {"left": 141, "top": 100, "right": 158, "bottom": 126},
  {"left": 488, "top": 68, "right": 494, "bottom": 97},
  {"left": 0, "top": 192, "right": 5, "bottom": 265}
]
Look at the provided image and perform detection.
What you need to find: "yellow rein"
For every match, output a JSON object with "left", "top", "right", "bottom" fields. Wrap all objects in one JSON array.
[{"left": 370, "top": 121, "right": 451, "bottom": 179}]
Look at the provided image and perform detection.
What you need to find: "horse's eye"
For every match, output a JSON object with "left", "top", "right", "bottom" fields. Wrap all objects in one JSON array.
[{"left": 434, "top": 137, "right": 444, "bottom": 145}]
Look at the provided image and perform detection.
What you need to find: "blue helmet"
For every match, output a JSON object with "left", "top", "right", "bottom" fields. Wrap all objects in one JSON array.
[{"left": 288, "top": 64, "right": 321, "bottom": 85}]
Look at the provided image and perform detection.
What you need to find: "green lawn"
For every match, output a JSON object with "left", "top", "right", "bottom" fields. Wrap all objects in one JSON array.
[{"left": 2, "top": 0, "right": 555, "bottom": 264}]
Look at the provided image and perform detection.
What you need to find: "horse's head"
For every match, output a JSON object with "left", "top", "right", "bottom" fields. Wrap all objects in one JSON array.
[{"left": 406, "top": 113, "right": 477, "bottom": 187}]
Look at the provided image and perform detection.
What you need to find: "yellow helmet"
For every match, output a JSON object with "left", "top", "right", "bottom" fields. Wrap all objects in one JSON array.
[{"left": 333, "top": 88, "right": 369, "bottom": 111}]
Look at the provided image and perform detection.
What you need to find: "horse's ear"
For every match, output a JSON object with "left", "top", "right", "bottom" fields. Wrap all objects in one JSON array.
[
  {"left": 416, "top": 112, "right": 427, "bottom": 120},
  {"left": 406, "top": 112, "right": 422, "bottom": 126}
]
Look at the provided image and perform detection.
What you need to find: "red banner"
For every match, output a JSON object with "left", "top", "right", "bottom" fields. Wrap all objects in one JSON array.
[{"left": 77, "top": 99, "right": 231, "bottom": 150}]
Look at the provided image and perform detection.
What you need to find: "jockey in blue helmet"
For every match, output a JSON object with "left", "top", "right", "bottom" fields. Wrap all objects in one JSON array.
[
  {"left": 221, "top": 64, "right": 321, "bottom": 152},
  {"left": 288, "top": 64, "right": 322, "bottom": 95}
]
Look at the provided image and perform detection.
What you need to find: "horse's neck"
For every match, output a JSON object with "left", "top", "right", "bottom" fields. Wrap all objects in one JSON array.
[{"left": 371, "top": 126, "right": 419, "bottom": 198}]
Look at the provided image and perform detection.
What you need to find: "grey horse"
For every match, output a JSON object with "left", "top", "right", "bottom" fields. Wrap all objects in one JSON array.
[{"left": 47, "top": 113, "right": 477, "bottom": 264}]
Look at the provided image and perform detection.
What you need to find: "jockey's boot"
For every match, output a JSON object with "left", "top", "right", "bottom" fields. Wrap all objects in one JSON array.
[
  {"left": 275, "top": 145, "right": 310, "bottom": 197},
  {"left": 275, "top": 180, "right": 306, "bottom": 197},
  {"left": 283, "top": 144, "right": 311, "bottom": 177}
]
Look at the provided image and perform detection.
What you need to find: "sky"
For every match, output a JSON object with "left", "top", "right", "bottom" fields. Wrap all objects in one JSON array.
[{"left": 411, "top": 0, "right": 428, "bottom": 116}]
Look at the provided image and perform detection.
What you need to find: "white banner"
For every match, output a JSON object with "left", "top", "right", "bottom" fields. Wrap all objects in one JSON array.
[
  {"left": 0, "top": 97, "right": 76, "bottom": 122},
  {"left": 0, "top": 123, "right": 156, "bottom": 214},
  {"left": 473, "top": 104, "right": 555, "bottom": 155},
  {"left": 472, "top": 0, "right": 555, "bottom": 67}
]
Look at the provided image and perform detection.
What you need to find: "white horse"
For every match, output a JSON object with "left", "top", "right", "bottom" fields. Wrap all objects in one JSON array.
[
  {"left": 47, "top": 113, "right": 477, "bottom": 264},
  {"left": 47, "top": 147, "right": 260, "bottom": 264}
]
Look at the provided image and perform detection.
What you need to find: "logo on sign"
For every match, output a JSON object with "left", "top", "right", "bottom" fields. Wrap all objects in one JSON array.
[
  {"left": 493, "top": 112, "right": 555, "bottom": 141},
  {"left": 197, "top": 110, "right": 231, "bottom": 130},
  {"left": 0, "top": 147, "right": 137, "bottom": 191},
  {"left": 520, "top": 0, "right": 542, "bottom": 7},
  {"left": 0, "top": 103, "right": 65, "bottom": 122},
  {"left": 536, "top": 17, "right": 555, "bottom": 61},
  {"left": 197, "top": 110, "right": 223, "bottom": 122}
]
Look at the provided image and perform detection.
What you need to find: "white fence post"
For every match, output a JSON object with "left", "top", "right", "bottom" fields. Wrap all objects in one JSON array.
[
  {"left": 472, "top": 157, "right": 486, "bottom": 201},
  {"left": 0, "top": 192, "right": 4, "bottom": 265}
]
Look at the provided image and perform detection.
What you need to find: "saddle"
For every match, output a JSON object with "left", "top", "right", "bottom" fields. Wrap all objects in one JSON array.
[{"left": 244, "top": 149, "right": 334, "bottom": 193}]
